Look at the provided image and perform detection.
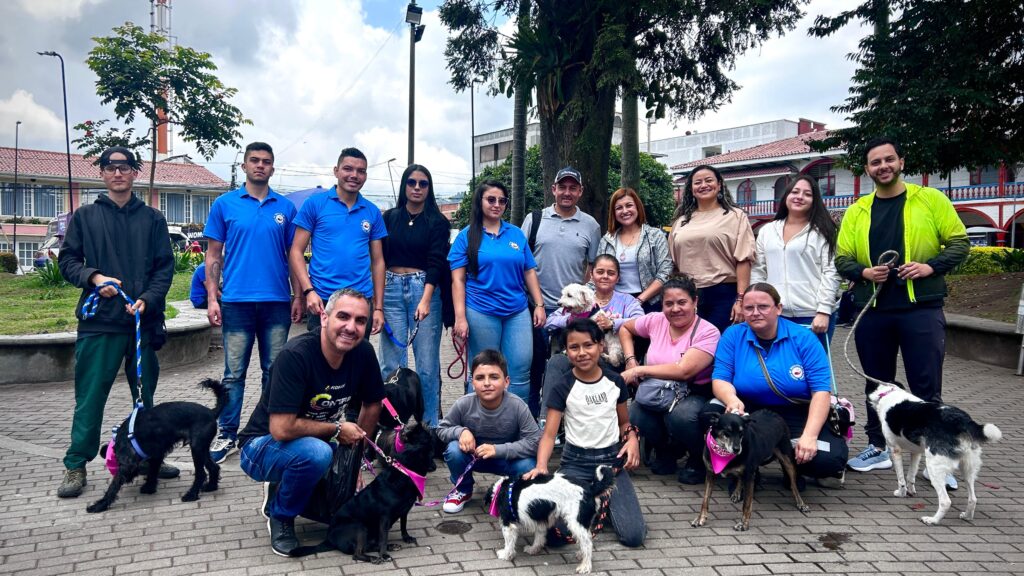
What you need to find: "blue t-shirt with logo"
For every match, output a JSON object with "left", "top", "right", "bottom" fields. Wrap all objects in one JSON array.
[
  {"left": 711, "top": 317, "right": 831, "bottom": 406},
  {"left": 293, "top": 188, "right": 387, "bottom": 300},
  {"left": 204, "top": 186, "right": 296, "bottom": 303},
  {"left": 448, "top": 222, "right": 537, "bottom": 317}
]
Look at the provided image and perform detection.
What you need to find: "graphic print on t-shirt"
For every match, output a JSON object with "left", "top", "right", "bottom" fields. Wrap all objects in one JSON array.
[{"left": 303, "top": 383, "right": 353, "bottom": 422}]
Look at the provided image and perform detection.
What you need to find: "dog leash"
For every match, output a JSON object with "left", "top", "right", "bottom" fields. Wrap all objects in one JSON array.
[
  {"left": 83, "top": 281, "right": 150, "bottom": 463},
  {"left": 842, "top": 249, "right": 900, "bottom": 388},
  {"left": 383, "top": 319, "right": 420, "bottom": 349},
  {"left": 447, "top": 332, "right": 467, "bottom": 381},
  {"left": 358, "top": 430, "right": 477, "bottom": 507}
]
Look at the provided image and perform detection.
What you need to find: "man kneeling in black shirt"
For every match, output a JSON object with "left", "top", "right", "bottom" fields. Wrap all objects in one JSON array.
[{"left": 238, "top": 288, "right": 385, "bottom": 556}]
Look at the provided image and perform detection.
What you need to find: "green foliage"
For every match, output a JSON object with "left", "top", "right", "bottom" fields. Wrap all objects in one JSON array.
[
  {"left": 35, "top": 260, "right": 69, "bottom": 287},
  {"left": 173, "top": 250, "right": 203, "bottom": 273},
  {"left": 72, "top": 119, "right": 150, "bottom": 164},
  {"left": 86, "top": 22, "right": 250, "bottom": 190},
  {"left": 0, "top": 252, "right": 17, "bottom": 274},
  {"left": 992, "top": 248, "right": 1024, "bottom": 273},
  {"left": 451, "top": 145, "right": 676, "bottom": 231},
  {"left": 809, "top": 1, "right": 1024, "bottom": 174}
]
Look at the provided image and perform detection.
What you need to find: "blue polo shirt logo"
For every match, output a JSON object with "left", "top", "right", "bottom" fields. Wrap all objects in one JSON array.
[
  {"left": 361, "top": 219, "right": 371, "bottom": 233},
  {"left": 509, "top": 241, "right": 520, "bottom": 251},
  {"left": 274, "top": 212, "right": 286, "bottom": 225},
  {"left": 789, "top": 364, "right": 805, "bottom": 380}
]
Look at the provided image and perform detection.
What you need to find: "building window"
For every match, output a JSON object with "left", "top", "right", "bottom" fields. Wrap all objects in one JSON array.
[
  {"left": 702, "top": 145, "right": 722, "bottom": 158},
  {"left": 735, "top": 179, "right": 756, "bottom": 204},
  {"left": 18, "top": 242, "right": 40, "bottom": 269},
  {"left": 479, "top": 144, "right": 498, "bottom": 163},
  {"left": 497, "top": 140, "right": 513, "bottom": 163},
  {"left": 160, "top": 192, "right": 187, "bottom": 223},
  {"left": 805, "top": 160, "right": 836, "bottom": 196},
  {"left": 33, "top": 185, "right": 60, "bottom": 218},
  {"left": 0, "top": 183, "right": 26, "bottom": 216},
  {"left": 192, "top": 195, "right": 211, "bottom": 224}
]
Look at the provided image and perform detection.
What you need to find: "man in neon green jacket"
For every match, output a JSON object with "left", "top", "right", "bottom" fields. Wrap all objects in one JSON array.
[{"left": 835, "top": 137, "right": 969, "bottom": 481}]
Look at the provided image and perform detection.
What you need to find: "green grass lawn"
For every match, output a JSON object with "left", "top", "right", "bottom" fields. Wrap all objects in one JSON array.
[{"left": 0, "top": 272, "right": 192, "bottom": 335}]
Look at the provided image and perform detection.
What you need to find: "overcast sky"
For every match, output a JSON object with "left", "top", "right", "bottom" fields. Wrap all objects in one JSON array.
[{"left": 0, "top": 0, "right": 865, "bottom": 205}]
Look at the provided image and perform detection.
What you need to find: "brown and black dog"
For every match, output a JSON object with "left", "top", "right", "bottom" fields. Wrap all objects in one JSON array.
[{"left": 691, "top": 410, "right": 809, "bottom": 531}]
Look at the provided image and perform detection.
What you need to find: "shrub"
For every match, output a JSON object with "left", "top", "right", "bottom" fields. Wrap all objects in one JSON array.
[
  {"left": 173, "top": 249, "right": 202, "bottom": 273},
  {"left": 0, "top": 252, "right": 18, "bottom": 274},
  {"left": 35, "top": 260, "right": 69, "bottom": 287},
  {"left": 953, "top": 246, "right": 1011, "bottom": 275},
  {"left": 992, "top": 248, "right": 1024, "bottom": 272}
]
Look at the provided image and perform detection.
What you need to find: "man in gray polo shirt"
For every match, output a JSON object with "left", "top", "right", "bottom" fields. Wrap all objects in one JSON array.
[{"left": 520, "top": 166, "right": 601, "bottom": 415}]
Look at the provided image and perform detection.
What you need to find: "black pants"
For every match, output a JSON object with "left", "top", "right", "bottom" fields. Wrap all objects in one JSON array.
[
  {"left": 697, "top": 282, "right": 738, "bottom": 335},
  {"left": 854, "top": 305, "right": 945, "bottom": 448}
]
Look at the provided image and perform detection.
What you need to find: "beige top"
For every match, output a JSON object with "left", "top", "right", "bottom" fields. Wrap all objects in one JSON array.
[{"left": 668, "top": 207, "right": 755, "bottom": 288}]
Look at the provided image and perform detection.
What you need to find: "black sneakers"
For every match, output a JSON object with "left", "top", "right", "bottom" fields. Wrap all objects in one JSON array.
[{"left": 267, "top": 516, "right": 299, "bottom": 557}]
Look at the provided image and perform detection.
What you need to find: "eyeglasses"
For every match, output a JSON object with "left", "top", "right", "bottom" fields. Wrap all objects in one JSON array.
[
  {"left": 741, "top": 304, "right": 775, "bottom": 315},
  {"left": 484, "top": 196, "right": 508, "bottom": 206},
  {"left": 406, "top": 178, "right": 429, "bottom": 189},
  {"left": 102, "top": 164, "right": 135, "bottom": 175}
]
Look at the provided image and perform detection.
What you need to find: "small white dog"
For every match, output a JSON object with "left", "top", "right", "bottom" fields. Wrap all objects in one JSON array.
[
  {"left": 486, "top": 465, "right": 615, "bottom": 574},
  {"left": 556, "top": 283, "right": 624, "bottom": 366},
  {"left": 868, "top": 381, "right": 1002, "bottom": 525}
]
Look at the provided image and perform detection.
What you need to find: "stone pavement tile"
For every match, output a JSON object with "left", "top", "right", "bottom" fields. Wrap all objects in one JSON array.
[{"left": 763, "top": 562, "right": 824, "bottom": 573}]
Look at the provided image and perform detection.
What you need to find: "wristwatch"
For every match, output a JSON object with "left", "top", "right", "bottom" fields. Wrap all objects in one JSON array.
[{"left": 302, "top": 287, "right": 316, "bottom": 297}]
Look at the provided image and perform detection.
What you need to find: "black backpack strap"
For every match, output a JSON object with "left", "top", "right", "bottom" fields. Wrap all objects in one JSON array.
[{"left": 528, "top": 209, "right": 542, "bottom": 253}]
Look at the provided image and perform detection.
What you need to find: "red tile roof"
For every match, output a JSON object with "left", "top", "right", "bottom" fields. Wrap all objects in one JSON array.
[
  {"left": 672, "top": 131, "right": 838, "bottom": 170},
  {"left": 0, "top": 146, "right": 228, "bottom": 189}
]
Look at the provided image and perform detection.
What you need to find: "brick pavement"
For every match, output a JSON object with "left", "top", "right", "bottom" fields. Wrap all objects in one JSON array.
[{"left": 0, "top": 323, "right": 1021, "bottom": 575}]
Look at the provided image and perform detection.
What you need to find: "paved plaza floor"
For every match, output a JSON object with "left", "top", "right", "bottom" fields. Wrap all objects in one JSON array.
[{"left": 0, "top": 324, "right": 1021, "bottom": 575}]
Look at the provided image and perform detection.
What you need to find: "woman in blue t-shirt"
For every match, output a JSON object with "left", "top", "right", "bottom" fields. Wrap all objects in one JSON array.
[
  {"left": 706, "top": 282, "right": 848, "bottom": 481},
  {"left": 449, "top": 180, "right": 545, "bottom": 403}
]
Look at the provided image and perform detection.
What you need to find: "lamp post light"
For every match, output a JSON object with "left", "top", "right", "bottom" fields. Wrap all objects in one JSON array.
[
  {"left": 386, "top": 157, "right": 397, "bottom": 203},
  {"left": 13, "top": 120, "right": 21, "bottom": 273},
  {"left": 37, "top": 51, "right": 74, "bottom": 216},
  {"left": 405, "top": 1, "right": 425, "bottom": 166}
]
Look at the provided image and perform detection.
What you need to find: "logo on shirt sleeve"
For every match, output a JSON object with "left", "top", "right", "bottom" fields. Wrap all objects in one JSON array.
[
  {"left": 361, "top": 219, "right": 371, "bottom": 234},
  {"left": 789, "top": 364, "right": 805, "bottom": 380}
]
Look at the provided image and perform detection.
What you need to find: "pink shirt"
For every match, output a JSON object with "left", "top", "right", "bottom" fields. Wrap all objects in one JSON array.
[{"left": 634, "top": 312, "right": 720, "bottom": 385}]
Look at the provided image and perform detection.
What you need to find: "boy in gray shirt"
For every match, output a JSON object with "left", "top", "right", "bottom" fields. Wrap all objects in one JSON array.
[{"left": 437, "top": 349, "right": 540, "bottom": 514}]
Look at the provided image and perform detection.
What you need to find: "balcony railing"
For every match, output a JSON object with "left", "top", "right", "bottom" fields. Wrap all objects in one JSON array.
[{"left": 734, "top": 181, "right": 1024, "bottom": 217}]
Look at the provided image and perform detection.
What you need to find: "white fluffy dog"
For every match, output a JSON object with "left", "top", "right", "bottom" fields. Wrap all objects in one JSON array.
[{"left": 556, "top": 283, "right": 624, "bottom": 366}]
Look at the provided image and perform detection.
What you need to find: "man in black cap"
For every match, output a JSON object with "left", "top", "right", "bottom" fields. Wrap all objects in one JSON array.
[{"left": 56, "top": 146, "right": 177, "bottom": 498}]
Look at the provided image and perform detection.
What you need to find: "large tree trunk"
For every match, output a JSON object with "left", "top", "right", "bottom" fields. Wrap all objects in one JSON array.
[
  {"left": 620, "top": 88, "right": 640, "bottom": 191},
  {"left": 510, "top": 0, "right": 531, "bottom": 226}
]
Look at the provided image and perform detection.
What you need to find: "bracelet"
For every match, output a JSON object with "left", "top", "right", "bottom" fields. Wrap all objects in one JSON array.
[
  {"left": 302, "top": 287, "right": 316, "bottom": 297},
  {"left": 374, "top": 307, "right": 383, "bottom": 312},
  {"left": 624, "top": 355, "right": 636, "bottom": 363},
  {"left": 621, "top": 424, "right": 640, "bottom": 442},
  {"left": 334, "top": 421, "right": 343, "bottom": 441}
]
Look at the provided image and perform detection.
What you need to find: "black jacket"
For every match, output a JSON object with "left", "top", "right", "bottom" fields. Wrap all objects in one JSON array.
[{"left": 59, "top": 194, "right": 175, "bottom": 335}]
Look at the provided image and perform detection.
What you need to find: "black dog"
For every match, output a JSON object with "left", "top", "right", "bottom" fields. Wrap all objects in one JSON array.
[
  {"left": 289, "top": 419, "right": 433, "bottom": 562},
  {"left": 691, "top": 410, "right": 809, "bottom": 531},
  {"left": 379, "top": 368, "right": 424, "bottom": 428},
  {"left": 87, "top": 379, "right": 227, "bottom": 513}
]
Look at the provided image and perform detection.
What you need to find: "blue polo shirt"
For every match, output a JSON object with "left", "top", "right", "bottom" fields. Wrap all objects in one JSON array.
[
  {"left": 293, "top": 187, "right": 387, "bottom": 300},
  {"left": 204, "top": 186, "right": 296, "bottom": 303},
  {"left": 712, "top": 317, "right": 831, "bottom": 406},
  {"left": 189, "top": 263, "right": 207, "bottom": 308},
  {"left": 448, "top": 222, "right": 537, "bottom": 317}
]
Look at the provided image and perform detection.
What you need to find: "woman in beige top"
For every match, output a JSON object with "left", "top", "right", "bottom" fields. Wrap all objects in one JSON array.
[{"left": 668, "top": 164, "right": 755, "bottom": 333}]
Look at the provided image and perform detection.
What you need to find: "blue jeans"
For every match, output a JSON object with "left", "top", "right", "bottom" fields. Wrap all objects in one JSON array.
[
  {"left": 443, "top": 440, "right": 536, "bottom": 494},
  {"left": 240, "top": 434, "right": 334, "bottom": 520},
  {"left": 559, "top": 443, "right": 646, "bottom": 548},
  {"left": 465, "top": 307, "right": 533, "bottom": 404},
  {"left": 379, "top": 271, "right": 443, "bottom": 426},
  {"left": 786, "top": 312, "right": 838, "bottom": 351},
  {"left": 697, "top": 282, "right": 738, "bottom": 335},
  {"left": 219, "top": 301, "right": 291, "bottom": 439}
]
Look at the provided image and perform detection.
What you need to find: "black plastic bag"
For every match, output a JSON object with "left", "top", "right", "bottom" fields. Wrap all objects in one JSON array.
[{"left": 300, "top": 441, "right": 364, "bottom": 524}]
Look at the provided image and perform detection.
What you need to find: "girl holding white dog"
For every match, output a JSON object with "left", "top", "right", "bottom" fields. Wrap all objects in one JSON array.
[{"left": 525, "top": 318, "right": 646, "bottom": 548}]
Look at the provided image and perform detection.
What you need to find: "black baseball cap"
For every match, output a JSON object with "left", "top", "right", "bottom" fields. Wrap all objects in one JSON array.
[
  {"left": 98, "top": 146, "right": 139, "bottom": 169},
  {"left": 555, "top": 166, "right": 582, "bottom": 184}
]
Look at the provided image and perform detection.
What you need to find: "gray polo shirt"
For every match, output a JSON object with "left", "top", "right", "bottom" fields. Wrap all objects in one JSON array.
[{"left": 520, "top": 205, "right": 602, "bottom": 308}]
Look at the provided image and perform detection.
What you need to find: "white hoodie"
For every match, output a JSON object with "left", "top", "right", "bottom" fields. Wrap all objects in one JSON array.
[{"left": 751, "top": 220, "right": 841, "bottom": 317}]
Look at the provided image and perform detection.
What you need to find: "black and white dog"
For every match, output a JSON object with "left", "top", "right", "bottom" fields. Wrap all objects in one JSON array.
[
  {"left": 868, "top": 381, "right": 1002, "bottom": 525},
  {"left": 486, "top": 465, "right": 615, "bottom": 574}
]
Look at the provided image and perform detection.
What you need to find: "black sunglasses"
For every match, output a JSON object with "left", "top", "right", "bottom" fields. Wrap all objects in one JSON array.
[
  {"left": 406, "top": 178, "right": 430, "bottom": 189},
  {"left": 484, "top": 195, "right": 508, "bottom": 206}
]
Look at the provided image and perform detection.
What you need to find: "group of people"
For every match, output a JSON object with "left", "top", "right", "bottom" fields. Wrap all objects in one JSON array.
[{"left": 54, "top": 135, "right": 969, "bottom": 556}]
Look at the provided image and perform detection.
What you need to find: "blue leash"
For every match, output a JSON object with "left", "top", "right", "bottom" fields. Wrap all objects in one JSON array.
[{"left": 83, "top": 281, "right": 149, "bottom": 459}]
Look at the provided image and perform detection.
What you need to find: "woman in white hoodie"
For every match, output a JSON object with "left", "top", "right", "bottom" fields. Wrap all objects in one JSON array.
[{"left": 751, "top": 175, "right": 840, "bottom": 348}]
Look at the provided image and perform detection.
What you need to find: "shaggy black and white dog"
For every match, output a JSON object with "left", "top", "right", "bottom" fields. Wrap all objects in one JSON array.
[
  {"left": 868, "top": 381, "right": 1002, "bottom": 525},
  {"left": 486, "top": 465, "right": 615, "bottom": 574}
]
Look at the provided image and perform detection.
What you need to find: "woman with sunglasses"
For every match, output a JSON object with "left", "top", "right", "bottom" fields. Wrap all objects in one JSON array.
[
  {"left": 705, "top": 283, "right": 848, "bottom": 485},
  {"left": 751, "top": 175, "right": 840, "bottom": 349},
  {"left": 379, "top": 164, "right": 451, "bottom": 426},
  {"left": 448, "top": 180, "right": 546, "bottom": 404}
]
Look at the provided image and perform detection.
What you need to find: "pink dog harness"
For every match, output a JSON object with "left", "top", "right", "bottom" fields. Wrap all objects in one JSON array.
[{"left": 104, "top": 437, "right": 119, "bottom": 476}]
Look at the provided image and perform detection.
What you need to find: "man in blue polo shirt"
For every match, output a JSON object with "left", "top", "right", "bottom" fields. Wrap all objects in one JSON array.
[
  {"left": 290, "top": 147, "right": 387, "bottom": 336},
  {"left": 204, "top": 141, "right": 299, "bottom": 463}
]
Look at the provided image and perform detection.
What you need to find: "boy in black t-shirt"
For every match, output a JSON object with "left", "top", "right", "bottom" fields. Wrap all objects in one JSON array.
[{"left": 238, "top": 289, "right": 385, "bottom": 557}]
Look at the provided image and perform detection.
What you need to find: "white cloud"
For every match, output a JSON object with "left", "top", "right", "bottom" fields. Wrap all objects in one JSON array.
[
  {"left": 18, "top": 0, "right": 105, "bottom": 20},
  {"left": 0, "top": 89, "right": 66, "bottom": 142}
]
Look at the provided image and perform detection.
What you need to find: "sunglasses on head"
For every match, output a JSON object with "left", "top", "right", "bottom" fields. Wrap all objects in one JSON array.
[
  {"left": 484, "top": 195, "right": 508, "bottom": 206},
  {"left": 406, "top": 178, "right": 429, "bottom": 189}
]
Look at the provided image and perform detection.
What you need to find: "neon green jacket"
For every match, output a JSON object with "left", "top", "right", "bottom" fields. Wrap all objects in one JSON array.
[{"left": 835, "top": 183, "right": 969, "bottom": 306}]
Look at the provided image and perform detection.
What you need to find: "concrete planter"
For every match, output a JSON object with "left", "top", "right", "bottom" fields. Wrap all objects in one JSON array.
[
  {"left": 945, "top": 313, "right": 1020, "bottom": 371},
  {"left": 0, "top": 301, "right": 211, "bottom": 385}
]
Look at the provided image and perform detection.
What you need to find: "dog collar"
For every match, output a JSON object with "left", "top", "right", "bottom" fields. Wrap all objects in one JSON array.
[
  {"left": 380, "top": 398, "right": 405, "bottom": 452},
  {"left": 876, "top": 388, "right": 895, "bottom": 400},
  {"left": 706, "top": 429, "right": 737, "bottom": 474},
  {"left": 104, "top": 435, "right": 119, "bottom": 477},
  {"left": 392, "top": 460, "right": 426, "bottom": 499}
]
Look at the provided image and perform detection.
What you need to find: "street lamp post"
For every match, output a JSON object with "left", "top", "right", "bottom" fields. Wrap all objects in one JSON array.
[
  {"left": 13, "top": 121, "right": 21, "bottom": 273},
  {"left": 405, "top": 2, "right": 425, "bottom": 166},
  {"left": 38, "top": 51, "right": 74, "bottom": 216},
  {"left": 386, "top": 157, "right": 397, "bottom": 203}
]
